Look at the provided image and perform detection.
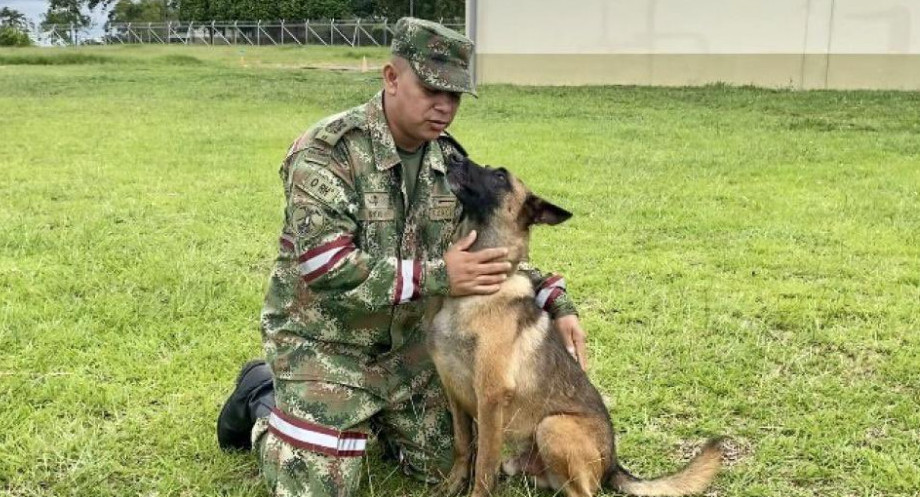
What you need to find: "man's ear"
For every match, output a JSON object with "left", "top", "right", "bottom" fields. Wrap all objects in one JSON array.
[
  {"left": 527, "top": 195, "right": 573, "bottom": 226},
  {"left": 382, "top": 63, "right": 398, "bottom": 95}
]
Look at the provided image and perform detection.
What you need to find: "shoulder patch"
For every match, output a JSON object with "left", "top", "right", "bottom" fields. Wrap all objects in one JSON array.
[
  {"left": 290, "top": 203, "right": 327, "bottom": 236},
  {"left": 437, "top": 132, "right": 468, "bottom": 158},
  {"left": 314, "top": 109, "right": 364, "bottom": 147},
  {"left": 302, "top": 144, "right": 332, "bottom": 164}
]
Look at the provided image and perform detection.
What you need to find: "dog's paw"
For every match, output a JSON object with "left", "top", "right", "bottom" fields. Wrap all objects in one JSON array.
[
  {"left": 437, "top": 475, "right": 469, "bottom": 497},
  {"left": 501, "top": 457, "right": 522, "bottom": 477},
  {"left": 438, "top": 464, "right": 470, "bottom": 497}
]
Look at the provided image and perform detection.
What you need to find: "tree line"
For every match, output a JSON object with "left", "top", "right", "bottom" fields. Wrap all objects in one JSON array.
[
  {"left": 1, "top": 6, "right": 33, "bottom": 45},
  {"left": 34, "top": 0, "right": 463, "bottom": 29}
]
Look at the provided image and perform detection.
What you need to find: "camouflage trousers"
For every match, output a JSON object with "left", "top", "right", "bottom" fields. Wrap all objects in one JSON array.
[{"left": 250, "top": 357, "right": 454, "bottom": 497}]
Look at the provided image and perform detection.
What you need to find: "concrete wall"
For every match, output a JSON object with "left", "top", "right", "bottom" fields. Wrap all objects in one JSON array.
[{"left": 468, "top": 0, "right": 920, "bottom": 90}]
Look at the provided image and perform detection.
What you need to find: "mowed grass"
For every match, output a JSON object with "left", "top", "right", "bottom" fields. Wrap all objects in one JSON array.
[{"left": 1, "top": 45, "right": 919, "bottom": 497}]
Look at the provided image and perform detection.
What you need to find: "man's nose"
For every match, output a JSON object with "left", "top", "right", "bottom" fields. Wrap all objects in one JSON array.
[{"left": 432, "top": 91, "right": 459, "bottom": 112}]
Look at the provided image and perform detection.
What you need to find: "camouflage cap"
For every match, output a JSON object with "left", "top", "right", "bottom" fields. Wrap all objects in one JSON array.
[{"left": 391, "top": 17, "right": 477, "bottom": 97}]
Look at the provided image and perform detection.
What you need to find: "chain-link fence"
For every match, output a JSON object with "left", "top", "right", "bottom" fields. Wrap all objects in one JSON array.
[{"left": 33, "top": 19, "right": 464, "bottom": 46}]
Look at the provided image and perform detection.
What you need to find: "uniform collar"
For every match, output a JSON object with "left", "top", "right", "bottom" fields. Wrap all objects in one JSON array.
[
  {"left": 366, "top": 91, "right": 402, "bottom": 172},
  {"left": 427, "top": 138, "right": 446, "bottom": 174},
  {"left": 365, "top": 91, "right": 446, "bottom": 174}
]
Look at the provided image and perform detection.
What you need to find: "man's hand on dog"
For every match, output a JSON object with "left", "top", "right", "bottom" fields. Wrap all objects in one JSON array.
[
  {"left": 445, "top": 230, "right": 511, "bottom": 297},
  {"left": 555, "top": 315, "right": 589, "bottom": 370}
]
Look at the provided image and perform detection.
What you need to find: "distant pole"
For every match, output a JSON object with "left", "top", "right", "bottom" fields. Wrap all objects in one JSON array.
[
  {"left": 410, "top": 0, "right": 414, "bottom": 17},
  {"left": 467, "top": 0, "right": 477, "bottom": 84}
]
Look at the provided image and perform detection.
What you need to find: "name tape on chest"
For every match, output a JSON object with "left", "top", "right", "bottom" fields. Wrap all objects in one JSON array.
[
  {"left": 429, "top": 195, "right": 457, "bottom": 221},
  {"left": 359, "top": 192, "right": 395, "bottom": 221}
]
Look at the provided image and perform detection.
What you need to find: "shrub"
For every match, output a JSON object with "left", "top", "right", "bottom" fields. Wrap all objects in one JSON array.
[{"left": 0, "top": 26, "right": 31, "bottom": 46}]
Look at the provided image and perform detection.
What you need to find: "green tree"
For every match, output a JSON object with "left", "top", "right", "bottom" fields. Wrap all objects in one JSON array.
[
  {"left": 0, "top": 7, "right": 33, "bottom": 46},
  {"left": 1, "top": 7, "right": 30, "bottom": 30},
  {"left": 48, "top": 0, "right": 465, "bottom": 23},
  {"left": 107, "top": 0, "right": 175, "bottom": 25},
  {"left": 42, "top": 0, "right": 92, "bottom": 29},
  {"left": 373, "top": 0, "right": 464, "bottom": 20}
]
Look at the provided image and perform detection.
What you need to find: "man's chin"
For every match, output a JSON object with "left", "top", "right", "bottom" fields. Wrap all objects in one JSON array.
[{"left": 418, "top": 129, "right": 443, "bottom": 142}]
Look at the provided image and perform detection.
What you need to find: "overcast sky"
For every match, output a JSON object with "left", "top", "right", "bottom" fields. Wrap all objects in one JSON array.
[{"left": 4, "top": 0, "right": 110, "bottom": 29}]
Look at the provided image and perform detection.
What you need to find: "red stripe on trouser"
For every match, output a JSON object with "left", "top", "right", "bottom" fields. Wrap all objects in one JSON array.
[{"left": 268, "top": 409, "right": 366, "bottom": 457}]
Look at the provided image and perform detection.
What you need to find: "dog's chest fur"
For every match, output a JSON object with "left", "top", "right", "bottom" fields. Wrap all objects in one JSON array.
[{"left": 429, "top": 274, "right": 552, "bottom": 434}]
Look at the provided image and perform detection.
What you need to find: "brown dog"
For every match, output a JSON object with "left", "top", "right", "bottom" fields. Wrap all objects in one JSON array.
[{"left": 427, "top": 156, "right": 723, "bottom": 497}]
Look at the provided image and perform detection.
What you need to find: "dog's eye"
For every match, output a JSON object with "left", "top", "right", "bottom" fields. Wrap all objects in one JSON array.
[{"left": 494, "top": 169, "right": 507, "bottom": 182}]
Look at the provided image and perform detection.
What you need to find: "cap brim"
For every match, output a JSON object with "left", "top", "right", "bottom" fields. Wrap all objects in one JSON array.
[{"left": 409, "top": 59, "right": 478, "bottom": 98}]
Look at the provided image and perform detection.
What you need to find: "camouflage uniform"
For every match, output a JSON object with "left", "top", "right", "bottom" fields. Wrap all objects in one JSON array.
[{"left": 251, "top": 18, "right": 577, "bottom": 497}]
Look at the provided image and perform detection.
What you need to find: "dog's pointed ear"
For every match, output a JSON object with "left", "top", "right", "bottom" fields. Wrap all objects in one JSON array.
[{"left": 526, "top": 195, "right": 572, "bottom": 226}]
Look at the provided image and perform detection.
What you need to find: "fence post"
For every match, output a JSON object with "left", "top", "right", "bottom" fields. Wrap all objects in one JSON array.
[
  {"left": 280, "top": 20, "right": 285, "bottom": 44},
  {"left": 383, "top": 19, "right": 387, "bottom": 46},
  {"left": 257, "top": 20, "right": 261, "bottom": 45},
  {"left": 305, "top": 20, "right": 310, "bottom": 44},
  {"left": 70, "top": 22, "right": 74, "bottom": 45},
  {"left": 330, "top": 19, "right": 335, "bottom": 45}
]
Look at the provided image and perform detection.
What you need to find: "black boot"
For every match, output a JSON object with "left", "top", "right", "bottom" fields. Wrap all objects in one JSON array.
[{"left": 217, "top": 359, "right": 275, "bottom": 451}]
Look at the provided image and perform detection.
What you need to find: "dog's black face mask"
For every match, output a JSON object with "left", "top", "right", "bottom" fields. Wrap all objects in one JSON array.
[
  {"left": 446, "top": 155, "right": 513, "bottom": 225},
  {"left": 447, "top": 155, "right": 572, "bottom": 231}
]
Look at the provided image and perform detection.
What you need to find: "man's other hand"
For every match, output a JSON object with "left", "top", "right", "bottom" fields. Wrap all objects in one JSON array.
[
  {"left": 555, "top": 315, "right": 588, "bottom": 370},
  {"left": 445, "top": 230, "right": 511, "bottom": 297}
]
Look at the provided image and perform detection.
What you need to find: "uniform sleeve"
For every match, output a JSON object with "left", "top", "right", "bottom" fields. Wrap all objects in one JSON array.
[
  {"left": 421, "top": 258, "right": 450, "bottom": 297},
  {"left": 518, "top": 261, "right": 578, "bottom": 319},
  {"left": 282, "top": 150, "right": 438, "bottom": 309}
]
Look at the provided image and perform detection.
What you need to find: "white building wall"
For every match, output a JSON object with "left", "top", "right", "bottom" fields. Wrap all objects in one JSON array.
[{"left": 469, "top": 0, "right": 920, "bottom": 89}]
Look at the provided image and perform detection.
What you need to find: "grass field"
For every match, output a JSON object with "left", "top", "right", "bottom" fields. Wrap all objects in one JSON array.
[{"left": 1, "top": 45, "right": 919, "bottom": 497}]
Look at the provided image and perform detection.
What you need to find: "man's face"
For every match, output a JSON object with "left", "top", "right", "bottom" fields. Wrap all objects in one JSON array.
[{"left": 385, "top": 61, "right": 461, "bottom": 148}]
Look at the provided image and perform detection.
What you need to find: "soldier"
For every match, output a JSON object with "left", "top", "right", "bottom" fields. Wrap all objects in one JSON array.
[{"left": 217, "top": 17, "right": 588, "bottom": 497}]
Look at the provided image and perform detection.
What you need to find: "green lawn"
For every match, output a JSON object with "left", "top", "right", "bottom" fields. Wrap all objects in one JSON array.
[{"left": 1, "top": 45, "right": 918, "bottom": 497}]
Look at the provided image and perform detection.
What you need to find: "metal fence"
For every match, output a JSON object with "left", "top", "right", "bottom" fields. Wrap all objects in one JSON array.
[{"left": 35, "top": 19, "right": 465, "bottom": 46}]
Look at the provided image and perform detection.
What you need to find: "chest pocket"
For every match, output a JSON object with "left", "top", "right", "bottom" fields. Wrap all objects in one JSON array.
[
  {"left": 429, "top": 195, "right": 456, "bottom": 221},
  {"left": 356, "top": 190, "right": 398, "bottom": 257},
  {"left": 424, "top": 194, "right": 458, "bottom": 255}
]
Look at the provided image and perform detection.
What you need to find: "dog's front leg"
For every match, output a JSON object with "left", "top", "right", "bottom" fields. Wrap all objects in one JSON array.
[
  {"left": 440, "top": 394, "right": 473, "bottom": 496},
  {"left": 471, "top": 387, "right": 510, "bottom": 497}
]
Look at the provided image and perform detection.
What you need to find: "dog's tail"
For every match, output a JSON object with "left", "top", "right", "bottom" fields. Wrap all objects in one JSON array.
[{"left": 607, "top": 438, "right": 723, "bottom": 497}]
